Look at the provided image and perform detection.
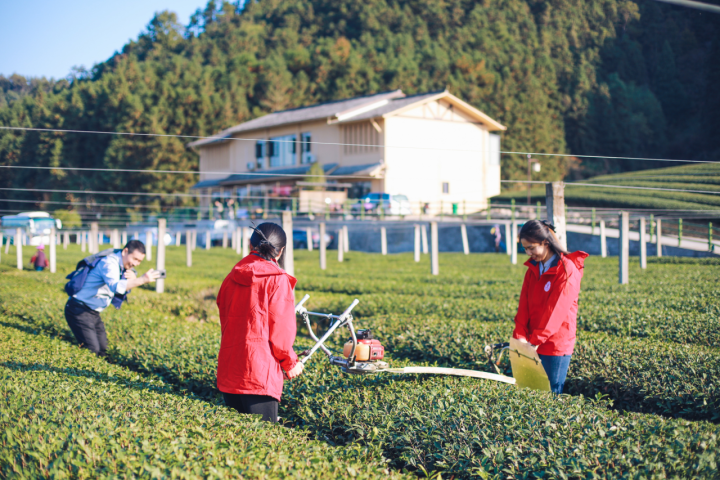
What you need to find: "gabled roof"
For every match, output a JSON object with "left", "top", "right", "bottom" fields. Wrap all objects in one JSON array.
[
  {"left": 190, "top": 164, "right": 339, "bottom": 189},
  {"left": 188, "top": 89, "right": 505, "bottom": 148}
]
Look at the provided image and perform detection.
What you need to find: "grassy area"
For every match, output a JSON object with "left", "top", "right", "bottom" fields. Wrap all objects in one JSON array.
[
  {"left": 493, "top": 162, "right": 720, "bottom": 211},
  {"left": 2, "top": 245, "right": 720, "bottom": 478}
]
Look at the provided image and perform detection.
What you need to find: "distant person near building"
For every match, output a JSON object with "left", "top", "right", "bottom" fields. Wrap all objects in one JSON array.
[
  {"left": 491, "top": 224, "right": 505, "bottom": 253},
  {"left": 64, "top": 240, "right": 160, "bottom": 357},
  {"left": 30, "top": 244, "right": 49, "bottom": 271}
]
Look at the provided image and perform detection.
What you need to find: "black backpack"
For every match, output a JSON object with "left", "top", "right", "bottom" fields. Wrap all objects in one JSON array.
[{"left": 65, "top": 248, "right": 119, "bottom": 296}]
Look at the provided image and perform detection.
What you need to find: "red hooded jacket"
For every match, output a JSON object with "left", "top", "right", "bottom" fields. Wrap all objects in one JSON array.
[
  {"left": 513, "top": 251, "right": 589, "bottom": 356},
  {"left": 216, "top": 253, "right": 298, "bottom": 401}
]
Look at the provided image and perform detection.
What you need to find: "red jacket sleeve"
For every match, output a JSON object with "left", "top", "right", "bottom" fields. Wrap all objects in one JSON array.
[
  {"left": 528, "top": 268, "right": 576, "bottom": 346},
  {"left": 513, "top": 270, "right": 531, "bottom": 341},
  {"left": 267, "top": 277, "right": 299, "bottom": 372}
]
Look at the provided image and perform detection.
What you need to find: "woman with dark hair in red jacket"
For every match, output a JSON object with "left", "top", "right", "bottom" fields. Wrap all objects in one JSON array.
[
  {"left": 216, "top": 222, "right": 304, "bottom": 422},
  {"left": 514, "top": 220, "right": 589, "bottom": 394}
]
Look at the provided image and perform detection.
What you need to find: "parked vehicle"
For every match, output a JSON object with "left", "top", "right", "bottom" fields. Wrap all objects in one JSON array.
[
  {"left": 293, "top": 229, "right": 333, "bottom": 250},
  {"left": 351, "top": 193, "right": 411, "bottom": 216},
  {"left": 1, "top": 212, "right": 62, "bottom": 246}
]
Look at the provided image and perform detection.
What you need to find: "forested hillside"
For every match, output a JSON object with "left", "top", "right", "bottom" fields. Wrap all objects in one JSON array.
[{"left": 0, "top": 0, "right": 718, "bottom": 210}]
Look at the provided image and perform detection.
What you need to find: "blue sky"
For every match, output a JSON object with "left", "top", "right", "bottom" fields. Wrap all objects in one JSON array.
[{"left": 0, "top": 0, "right": 206, "bottom": 80}]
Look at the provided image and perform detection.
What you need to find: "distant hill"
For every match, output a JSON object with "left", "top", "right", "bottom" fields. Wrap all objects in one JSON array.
[
  {"left": 493, "top": 162, "right": 720, "bottom": 211},
  {"left": 1, "top": 0, "right": 719, "bottom": 211}
]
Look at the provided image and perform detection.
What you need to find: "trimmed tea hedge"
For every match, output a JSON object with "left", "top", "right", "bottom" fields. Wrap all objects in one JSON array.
[{"left": 0, "top": 324, "right": 403, "bottom": 479}]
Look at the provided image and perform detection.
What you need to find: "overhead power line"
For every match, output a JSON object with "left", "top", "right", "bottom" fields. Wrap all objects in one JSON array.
[
  {"left": 1, "top": 125, "right": 717, "bottom": 165},
  {"left": 500, "top": 180, "right": 720, "bottom": 195},
  {"left": 654, "top": 0, "right": 720, "bottom": 14}
]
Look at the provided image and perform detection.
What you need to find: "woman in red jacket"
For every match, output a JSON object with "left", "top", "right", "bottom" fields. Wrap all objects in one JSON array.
[
  {"left": 514, "top": 220, "right": 589, "bottom": 394},
  {"left": 216, "top": 223, "right": 304, "bottom": 422}
]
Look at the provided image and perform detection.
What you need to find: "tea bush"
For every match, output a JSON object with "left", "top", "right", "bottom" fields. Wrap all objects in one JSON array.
[
  {"left": 2, "top": 246, "right": 720, "bottom": 477},
  {"left": 0, "top": 323, "right": 403, "bottom": 479}
]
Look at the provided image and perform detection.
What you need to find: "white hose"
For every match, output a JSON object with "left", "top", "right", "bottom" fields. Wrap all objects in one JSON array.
[{"left": 379, "top": 366, "right": 516, "bottom": 384}]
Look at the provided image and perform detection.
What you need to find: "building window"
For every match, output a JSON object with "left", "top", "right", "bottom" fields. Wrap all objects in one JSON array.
[
  {"left": 255, "top": 141, "right": 265, "bottom": 159},
  {"left": 301, "top": 132, "right": 314, "bottom": 163},
  {"left": 442, "top": 182, "right": 450, "bottom": 194},
  {"left": 269, "top": 134, "right": 296, "bottom": 167}
]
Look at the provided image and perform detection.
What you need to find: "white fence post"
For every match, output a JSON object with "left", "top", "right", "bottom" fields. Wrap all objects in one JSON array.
[
  {"left": 146, "top": 231, "right": 153, "bottom": 260},
  {"left": 546, "top": 182, "right": 567, "bottom": 251},
  {"left": 343, "top": 225, "right": 349, "bottom": 252},
  {"left": 205, "top": 231, "right": 211, "bottom": 250},
  {"left": 640, "top": 217, "right": 647, "bottom": 270},
  {"left": 63, "top": 231, "right": 69, "bottom": 250},
  {"left": 81, "top": 231, "right": 87, "bottom": 253},
  {"left": 175, "top": 231, "right": 181, "bottom": 247},
  {"left": 49, "top": 228, "right": 57, "bottom": 273},
  {"left": 319, "top": 222, "right": 326, "bottom": 270},
  {"left": 421, "top": 224, "right": 428, "bottom": 254},
  {"left": 430, "top": 222, "right": 439, "bottom": 275},
  {"left": 186, "top": 230, "right": 192, "bottom": 267},
  {"left": 242, "top": 228, "right": 251, "bottom": 257},
  {"left": 156, "top": 219, "right": 166, "bottom": 293},
  {"left": 90, "top": 223, "right": 99, "bottom": 254},
  {"left": 600, "top": 220, "right": 607, "bottom": 258},
  {"left": 337, "top": 229, "right": 344, "bottom": 263},
  {"left": 306, "top": 227, "right": 313, "bottom": 251},
  {"left": 282, "top": 211, "right": 295, "bottom": 276},
  {"left": 15, "top": 228, "right": 23, "bottom": 270},
  {"left": 122, "top": 231, "right": 128, "bottom": 246},
  {"left": 461, "top": 224, "right": 469, "bottom": 255},
  {"left": 511, "top": 221, "right": 519, "bottom": 265},
  {"left": 113, "top": 229, "right": 120, "bottom": 248},
  {"left": 222, "top": 231, "right": 228, "bottom": 248},
  {"left": 505, "top": 223, "right": 511, "bottom": 255},
  {"left": 235, "top": 227, "right": 242, "bottom": 255},
  {"left": 414, "top": 225, "right": 421, "bottom": 262},
  {"left": 381, "top": 226, "right": 387, "bottom": 255},
  {"left": 656, "top": 219, "right": 662, "bottom": 258},
  {"left": 619, "top": 211, "right": 629, "bottom": 285}
]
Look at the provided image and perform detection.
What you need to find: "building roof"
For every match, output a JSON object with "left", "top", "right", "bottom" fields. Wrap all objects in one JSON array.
[
  {"left": 190, "top": 163, "right": 340, "bottom": 189},
  {"left": 187, "top": 89, "right": 505, "bottom": 149}
]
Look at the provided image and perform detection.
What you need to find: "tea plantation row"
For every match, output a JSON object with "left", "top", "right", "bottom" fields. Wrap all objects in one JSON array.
[{"left": 1, "top": 246, "right": 719, "bottom": 478}]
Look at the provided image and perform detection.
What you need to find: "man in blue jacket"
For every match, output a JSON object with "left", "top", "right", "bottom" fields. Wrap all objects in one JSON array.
[{"left": 64, "top": 240, "right": 160, "bottom": 357}]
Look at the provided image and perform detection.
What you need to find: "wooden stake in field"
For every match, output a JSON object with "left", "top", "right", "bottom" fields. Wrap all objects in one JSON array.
[
  {"left": 430, "top": 221, "right": 439, "bottom": 275},
  {"left": 235, "top": 227, "right": 242, "bottom": 255},
  {"left": 380, "top": 227, "right": 387, "bottom": 255},
  {"left": 461, "top": 224, "right": 469, "bottom": 255},
  {"left": 122, "top": 231, "right": 127, "bottom": 246},
  {"left": 185, "top": 230, "right": 192, "bottom": 267},
  {"left": 175, "top": 231, "right": 181, "bottom": 247},
  {"left": 222, "top": 231, "right": 228, "bottom": 248},
  {"left": 146, "top": 231, "right": 153, "bottom": 261},
  {"left": 600, "top": 220, "right": 607, "bottom": 258},
  {"left": 15, "top": 228, "right": 22, "bottom": 270},
  {"left": 545, "top": 182, "right": 567, "bottom": 251},
  {"left": 49, "top": 228, "right": 57, "bottom": 273},
  {"left": 511, "top": 221, "right": 518, "bottom": 265},
  {"left": 205, "top": 231, "right": 211, "bottom": 250},
  {"left": 421, "top": 224, "right": 428, "bottom": 254},
  {"left": 156, "top": 219, "right": 166, "bottom": 293},
  {"left": 81, "top": 231, "right": 86, "bottom": 252},
  {"left": 343, "top": 225, "right": 349, "bottom": 252},
  {"left": 242, "top": 228, "right": 251, "bottom": 257},
  {"left": 319, "top": 222, "right": 327, "bottom": 270},
  {"left": 640, "top": 218, "right": 647, "bottom": 270},
  {"left": 192, "top": 230, "right": 197, "bottom": 251},
  {"left": 113, "top": 229, "right": 120, "bottom": 248},
  {"left": 282, "top": 211, "right": 295, "bottom": 276},
  {"left": 619, "top": 211, "right": 629, "bottom": 285},
  {"left": 306, "top": 227, "right": 313, "bottom": 251},
  {"left": 656, "top": 219, "right": 662, "bottom": 257},
  {"left": 414, "top": 224, "right": 421, "bottom": 262},
  {"left": 63, "top": 231, "right": 69, "bottom": 250}
]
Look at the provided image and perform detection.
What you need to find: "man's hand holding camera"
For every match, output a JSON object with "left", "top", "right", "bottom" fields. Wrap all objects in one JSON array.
[{"left": 123, "top": 268, "right": 161, "bottom": 289}]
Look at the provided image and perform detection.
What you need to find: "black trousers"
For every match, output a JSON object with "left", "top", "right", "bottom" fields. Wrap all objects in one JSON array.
[
  {"left": 64, "top": 297, "right": 108, "bottom": 356},
  {"left": 223, "top": 392, "right": 278, "bottom": 423}
]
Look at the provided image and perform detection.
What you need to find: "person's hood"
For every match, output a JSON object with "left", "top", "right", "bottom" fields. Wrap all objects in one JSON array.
[
  {"left": 234, "top": 253, "right": 297, "bottom": 289},
  {"left": 37, "top": 244, "right": 45, "bottom": 250},
  {"left": 565, "top": 251, "right": 589, "bottom": 270}
]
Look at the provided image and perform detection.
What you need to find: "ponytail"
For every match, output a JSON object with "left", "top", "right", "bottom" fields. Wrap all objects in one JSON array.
[{"left": 250, "top": 222, "right": 287, "bottom": 269}]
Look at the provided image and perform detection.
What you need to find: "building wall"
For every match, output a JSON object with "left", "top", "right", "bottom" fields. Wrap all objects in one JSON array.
[
  {"left": 383, "top": 99, "right": 497, "bottom": 213},
  {"left": 199, "top": 144, "right": 231, "bottom": 181}
]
